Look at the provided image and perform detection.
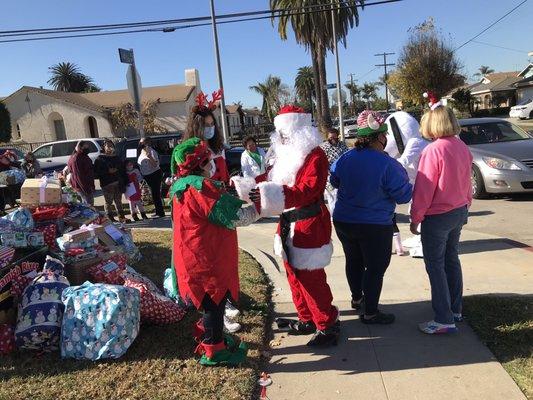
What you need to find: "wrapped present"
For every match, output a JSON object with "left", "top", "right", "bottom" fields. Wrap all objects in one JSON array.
[
  {"left": 0, "top": 247, "right": 15, "bottom": 269},
  {"left": 57, "top": 236, "right": 98, "bottom": 252},
  {"left": 33, "top": 224, "right": 58, "bottom": 249},
  {"left": 0, "top": 324, "right": 15, "bottom": 355},
  {"left": 125, "top": 277, "right": 186, "bottom": 325},
  {"left": 0, "top": 169, "right": 25, "bottom": 186},
  {"left": 0, "top": 219, "right": 15, "bottom": 233},
  {"left": 103, "top": 223, "right": 124, "bottom": 244},
  {"left": 15, "top": 256, "right": 69, "bottom": 351},
  {"left": 2, "top": 208, "right": 34, "bottom": 231},
  {"left": 64, "top": 256, "right": 102, "bottom": 286},
  {"left": 1, "top": 232, "right": 44, "bottom": 248},
  {"left": 31, "top": 204, "right": 70, "bottom": 221},
  {"left": 123, "top": 265, "right": 162, "bottom": 295},
  {"left": 86, "top": 253, "right": 127, "bottom": 285},
  {"left": 60, "top": 282, "right": 140, "bottom": 360},
  {"left": 20, "top": 177, "right": 62, "bottom": 206},
  {"left": 62, "top": 227, "right": 97, "bottom": 243}
]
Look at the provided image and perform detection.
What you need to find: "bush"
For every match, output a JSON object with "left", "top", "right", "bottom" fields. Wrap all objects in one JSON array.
[{"left": 472, "top": 107, "right": 510, "bottom": 118}]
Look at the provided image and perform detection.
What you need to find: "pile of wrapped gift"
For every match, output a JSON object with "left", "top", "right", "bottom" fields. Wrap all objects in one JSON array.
[{"left": 0, "top": 177, "right": 186, "bottom": 360}]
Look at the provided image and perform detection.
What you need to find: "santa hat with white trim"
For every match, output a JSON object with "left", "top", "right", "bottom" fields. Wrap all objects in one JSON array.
[
  {"left": 274, "top": 105, "right": 312, "bottom": 133},
  {"left": 423, "top": 91, "right": 443, "bottom": 110}
]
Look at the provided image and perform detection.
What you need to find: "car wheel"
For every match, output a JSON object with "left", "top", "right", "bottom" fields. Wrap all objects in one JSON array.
[{"left": 471, "top": 165, "right": 488, "bottom": 199}]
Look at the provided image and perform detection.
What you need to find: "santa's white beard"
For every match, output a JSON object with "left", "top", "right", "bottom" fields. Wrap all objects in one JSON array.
[{"left": 268, "top": 126, "right": 323, "bottom": 187}]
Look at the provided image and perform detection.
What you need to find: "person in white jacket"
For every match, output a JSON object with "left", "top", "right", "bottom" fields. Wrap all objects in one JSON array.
[
  {"left": 385, "top": 111, "right": 429, "bottom": 257},
  {"left": 240, "top": 136, "right": 266, "bottom": 179}
]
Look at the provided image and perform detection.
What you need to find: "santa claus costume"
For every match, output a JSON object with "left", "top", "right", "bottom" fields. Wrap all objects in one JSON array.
[
  {"left": 233, "top": 105, "right": 339, "bottom": 347},
  {"left": 170, "top": 137, "right": 258, "bottom": 366}
]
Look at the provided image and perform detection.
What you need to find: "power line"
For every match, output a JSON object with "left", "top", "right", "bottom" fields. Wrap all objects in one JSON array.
[
  {"left": 471, "top": 40, "right": 529, "bottom": 54},
  {"left": 374, "top": 52, "right": 395, "bottom": 110},
  {"left": 356, "top": 66, "right": 380, "bottom": 80},
  {"left": 453, "top": 0, "right": 529, "bottom": 52},
  {"left": 0, "top": 0, "right": 401, "bottom": 40}
]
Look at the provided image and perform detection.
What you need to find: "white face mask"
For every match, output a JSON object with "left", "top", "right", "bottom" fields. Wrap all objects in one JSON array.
[{"left": 204, "top": 126, "right": 215, "bottom": 140}]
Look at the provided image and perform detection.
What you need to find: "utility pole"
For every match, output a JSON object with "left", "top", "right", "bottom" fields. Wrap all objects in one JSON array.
[
  {"left": 209, "top": 0, "right": 229, "bottom": 143},
  {"left": 331, "top": 0, "right": 344, "bottom": 140},
  {"left": 374, "top": 52, "right": 395, "bottom": 111},
  {"left": 347, "top": 73, "right": 357, "bottom": 116}
]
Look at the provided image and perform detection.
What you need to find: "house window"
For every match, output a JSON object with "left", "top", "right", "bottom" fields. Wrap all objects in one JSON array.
[
  {"left": 87, "top": 116, "right": 99, "bottom": 138},
  {"left": 16, "top": 124, "right": 21, "bottom": 138},
  {"left": 53, "top": 119, "right": 67, "bottom": 140}
]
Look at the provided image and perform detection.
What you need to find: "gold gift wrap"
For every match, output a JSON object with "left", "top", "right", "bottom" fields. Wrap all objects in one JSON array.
[{"left": 20, "top": 178, "right": 62, "bottom": 205}]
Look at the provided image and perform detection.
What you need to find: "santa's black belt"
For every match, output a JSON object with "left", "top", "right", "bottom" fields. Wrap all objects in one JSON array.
[{"left": 279, "top": 201, "right": 322, "bottom": 264}]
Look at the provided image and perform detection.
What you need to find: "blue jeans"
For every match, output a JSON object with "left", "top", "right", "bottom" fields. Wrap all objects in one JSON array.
[{"left": 421, "top": 206, "right": 468, "bottom": 324}]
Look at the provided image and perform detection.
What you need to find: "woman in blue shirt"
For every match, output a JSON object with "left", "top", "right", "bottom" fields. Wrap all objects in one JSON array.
[{"left": 331, "top": 110, "right": 412, "bottom": 325}]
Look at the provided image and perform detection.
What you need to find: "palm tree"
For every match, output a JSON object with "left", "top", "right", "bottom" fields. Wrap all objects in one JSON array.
[
  {"left": 294, "top": 66, "right": 315, "bottom": 115},
  {"left": 344, "top": 81, "right": 360, "bottom": 114},
  {"left": 48, "top": 62, "right": 99, "bottom": 92},
  {"left": 250, "top": 75, "right": 289, "bottom": 121},
  {"left": 271, "top": 0, "right": 365, "bottom": 129},
  {"left": 361, "top": 82, "right": 378, "bottom": 108},
  {"left": 474, "top": 65, "right": 495, "bottom": 78}
]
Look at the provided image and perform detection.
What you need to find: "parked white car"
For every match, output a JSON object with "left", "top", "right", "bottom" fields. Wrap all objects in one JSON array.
[
  {"left": 509, "top": 98, "right": 533, "bottom": 120},
  {"left": 32, "top": 139, "right": 105, "bottom": 173}
]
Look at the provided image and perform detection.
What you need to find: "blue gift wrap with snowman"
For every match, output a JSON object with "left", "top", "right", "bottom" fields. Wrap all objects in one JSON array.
[{"left": 60, "top": 282, "right": 140, "bottom": 360}]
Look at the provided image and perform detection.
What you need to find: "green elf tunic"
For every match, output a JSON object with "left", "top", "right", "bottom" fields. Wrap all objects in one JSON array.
[{"left": 170, "top": 175, "right": 244, "bottom": 309}]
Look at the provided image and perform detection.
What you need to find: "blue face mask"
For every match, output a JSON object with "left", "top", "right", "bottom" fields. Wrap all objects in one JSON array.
[{"left": 204, "top": 126, "right": 215, "bottom": 140}]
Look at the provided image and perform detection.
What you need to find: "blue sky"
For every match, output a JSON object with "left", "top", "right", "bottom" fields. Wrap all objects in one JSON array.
[{"left": 1, "top": 0, "right": 531, "bottom": 108}]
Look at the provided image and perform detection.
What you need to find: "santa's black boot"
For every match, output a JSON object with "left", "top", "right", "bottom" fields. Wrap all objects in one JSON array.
[{"left": 306, "top": 321, "right": 340, "bottom": 347}]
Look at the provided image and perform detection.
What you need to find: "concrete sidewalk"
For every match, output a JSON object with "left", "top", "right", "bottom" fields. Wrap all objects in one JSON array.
[{"left": 238, "top": 220, "right": 530, "bottom": 400}]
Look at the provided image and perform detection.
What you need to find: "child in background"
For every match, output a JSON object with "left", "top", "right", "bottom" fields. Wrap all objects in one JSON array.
[{"left": 125, "top": 160, "right": 147, "bottom": 221}]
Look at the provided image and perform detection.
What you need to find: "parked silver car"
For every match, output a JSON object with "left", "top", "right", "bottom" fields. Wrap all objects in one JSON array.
[{"left": 458, "top": 118, "right": 533, "bottom": 198}]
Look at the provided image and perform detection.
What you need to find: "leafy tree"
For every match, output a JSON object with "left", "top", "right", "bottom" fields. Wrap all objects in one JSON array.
[
  {"left": 344, "top": 82, "right": 361, "bottom": 114},
  {"left": 48, "top": 62, "right": 100, "bottom": 93},
  {"left": 109, "top": 100, "right": 167, "bottom": 136},
  {"left": 271, "top": 0, "right": 365, "bottom": 129},
  {"left": 372, "top": 97, "right": 391, "bottom": 111},
  {"left": 250, "top": 75, "right": 289, "bottom": 121},
  {"left": 0, "top": 102, "right": 12, "bottom": 143},
  {"left": 451, "top": 88, "right": 475, "bottom": 114},
  {"left": 387, "top": 20, "right": 465, "bottom": 106},
  {"left": 294, "top": 66, "right": 315, "bottom": 115},
  {"left": 361, "top": 82, "right": 379, "bottom": 108},
  {"left": 474, "top": 65, "right": 494, "bottom": 78}
]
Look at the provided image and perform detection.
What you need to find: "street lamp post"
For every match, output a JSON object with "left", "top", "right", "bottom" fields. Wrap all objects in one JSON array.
[
  {"left": 330, "top": 0, "right": 344, "bottom": 140},
  {"left": 209, "top": 0, "right": 229, "bottom": 143}
]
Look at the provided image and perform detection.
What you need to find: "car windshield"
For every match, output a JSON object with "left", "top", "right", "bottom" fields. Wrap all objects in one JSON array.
[
  {"left": 459, "top": 121, "right": 530, "bottom": 145},
  {"left": 517, "top": 98, "right": 532, "bottom": 106}
]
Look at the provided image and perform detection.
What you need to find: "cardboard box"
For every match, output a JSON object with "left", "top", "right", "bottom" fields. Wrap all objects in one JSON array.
[
  {"left": 62, "top": 225, "right": 104, "bottom": 243},
  {"left": 20, "top": 178, "right": 62, "bottom": 205}
]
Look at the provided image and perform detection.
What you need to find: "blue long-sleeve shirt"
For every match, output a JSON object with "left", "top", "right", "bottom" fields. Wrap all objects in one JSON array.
[{"left": 330, "top": 148, "right": 412, "bottom": 225}]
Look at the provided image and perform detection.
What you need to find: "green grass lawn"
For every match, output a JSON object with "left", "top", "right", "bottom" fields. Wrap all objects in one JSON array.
[
  {"left": 0, "top": 229, "right": 271, "bottom": 400},
  {"left": 464, "top": 295, "right": 533, "bottom": 399}
]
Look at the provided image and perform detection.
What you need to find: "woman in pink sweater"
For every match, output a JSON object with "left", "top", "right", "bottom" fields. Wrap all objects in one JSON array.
[{"left": 410, "top": 105, "right": 473, "bottom": 335}]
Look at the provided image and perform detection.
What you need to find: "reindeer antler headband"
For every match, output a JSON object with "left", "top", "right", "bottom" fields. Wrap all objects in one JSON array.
[{"left": 195, "top": 89, "right": 223, "bottom": 111}]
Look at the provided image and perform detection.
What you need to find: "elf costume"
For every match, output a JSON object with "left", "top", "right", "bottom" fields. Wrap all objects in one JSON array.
[
  {"left": 232, "top": 106, "right": 339, "bottom": 347},
  {"left": 170, "top": 137, "right": 258, "bottom": 366}
]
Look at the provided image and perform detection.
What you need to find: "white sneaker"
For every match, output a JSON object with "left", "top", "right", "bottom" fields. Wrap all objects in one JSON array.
[
  {"left": 225, "top": 301, "right": 241, "bottom": 318},
  {"left": 224, "top": 315, "right": 241, "bottom": 333},
  {"left": 418, "top": 320, "right": 458, "bottom": 334},
  {"left": 402, "top": 235, "right": 421, "bottom": 248}
]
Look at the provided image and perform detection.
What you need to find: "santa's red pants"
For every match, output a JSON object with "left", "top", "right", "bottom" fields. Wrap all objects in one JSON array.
[{"left": 284, "top": 261, "right": 338, "bottom": 330}]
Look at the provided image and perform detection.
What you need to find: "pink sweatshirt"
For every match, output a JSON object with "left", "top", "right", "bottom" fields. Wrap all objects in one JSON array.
[{"left": 411, "top": 136, "right": 473, "bottom": 224}]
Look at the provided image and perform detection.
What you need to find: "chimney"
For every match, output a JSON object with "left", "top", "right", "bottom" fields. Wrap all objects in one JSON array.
[{"left": 185, "top": 69, "right": 201, "bottom": 92}]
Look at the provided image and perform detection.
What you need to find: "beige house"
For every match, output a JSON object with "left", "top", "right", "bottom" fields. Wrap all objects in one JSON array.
[
  {"left": 3, "top": 69, "right": 201, "bottom": 143},
  {"left": 466, "top": 71, "right": 522, "bottom": 109}
]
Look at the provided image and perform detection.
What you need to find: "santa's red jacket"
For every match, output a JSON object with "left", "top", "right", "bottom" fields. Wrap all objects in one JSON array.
[{"left": 234, "top": 146, "right": 333, "bottom": 270}]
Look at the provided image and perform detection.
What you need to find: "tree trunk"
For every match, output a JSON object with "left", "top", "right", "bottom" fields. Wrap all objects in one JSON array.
[
  {"left": 310, "top": 45, "right": 323, "bottom": 128},
  {"left": 316, "top": 45, "right": 331, "bottom": 128}
]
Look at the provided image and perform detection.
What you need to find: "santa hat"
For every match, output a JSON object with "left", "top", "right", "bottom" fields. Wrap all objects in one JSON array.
[
  {"left": 356, "top": 110, "right": 388, "bottom": 137},
  {"left": 170, "top": 137, "right": 211, "bottom": 177},
  {"left": 274, "top": 105, "right": 312, "bottom": 133},
  {"left": 423, "top": 91, "right": 443, "bottom": 110}
]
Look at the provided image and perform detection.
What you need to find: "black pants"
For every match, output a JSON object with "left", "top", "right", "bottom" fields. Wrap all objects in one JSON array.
[
  {"left": 143, "top": 169, "right": 164, "bottom": 216},
  {"left": 334, "top": 221, "right": 393, "bottom": 315},
  {"left": 201, "top": 294, "right": 227, "bottom": 344}
]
